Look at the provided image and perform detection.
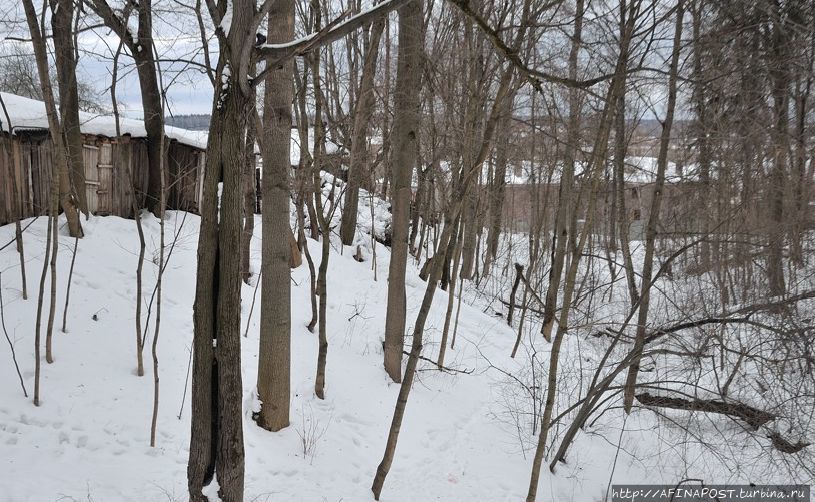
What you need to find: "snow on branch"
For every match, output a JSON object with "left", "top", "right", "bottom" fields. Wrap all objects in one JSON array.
[{"left": 255, "top": 0, "right": 411, "bottom": 61}]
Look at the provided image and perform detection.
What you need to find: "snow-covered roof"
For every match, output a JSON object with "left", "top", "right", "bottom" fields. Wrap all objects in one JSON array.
[
  {"left": 624, "top": 156, "right": 692, "bottom": 184},
  {"left": 504, "top": 156, "right": 696, "bottom": 185},
  {"left": 0, "top": 92, "right": 208, "bottom": 150}
]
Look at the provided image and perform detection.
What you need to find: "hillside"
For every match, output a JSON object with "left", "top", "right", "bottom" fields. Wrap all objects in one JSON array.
[{"left": 1, "top": 189, "right": 810, "bottom": 500}]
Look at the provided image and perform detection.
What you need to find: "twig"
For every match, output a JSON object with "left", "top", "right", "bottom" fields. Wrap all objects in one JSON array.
[
  {"left": 402, "top": 350, "right": 473, "bottom": 374},
  {"left": 0, "top": 218, "right": 38, "bottom": 252},
  {"left": 61, "top": 236, "right": 79, "bottom": 333},
  {"left": 1, "top": 272, "right": 28, "bottom": 396},
  {"left": 244, "top": 271, "right": 262, "bottom": 338}
]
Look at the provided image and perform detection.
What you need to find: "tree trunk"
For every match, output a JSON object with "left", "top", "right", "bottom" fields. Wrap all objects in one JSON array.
[
  {"left": 539, "top": 0, "right": 584, "bottom": 343},
  {"left": 187, "top": 2, "right": 254, "bottom": 499},
  {"left": 241, "top": 110, "right": 256, "bottom": 284},
  {"left": 766, "top": 1, "right": 790, "bottom": 298},
  {"left": 383, "top": 0, "right": 423, "bottom": 383},
  {"left": 622, "top": 0, "right": 683, "bottom": 414},
  {"left": 613, "top": 1, "right": 638, "bottom": 304},
  {"left": 23, "top": 0, "right": 83, "bottom": 239},
  {"left": 311, "top": 1, "right": 330, "bottom": 400},
  {"left": 483, "top": 96, "right": 514, "bottom": 276},
  {"left": 135, "top": 1, "right": 166, "bottom": 216},
  {"left": 256, "top": 0, "right": 294, "bottom": 432},
  {"left": 340, "top": 18, "right": 385, "bottom": 246},
  {"left": 51, "top": 0, "right": 89, "bottom": 219}
]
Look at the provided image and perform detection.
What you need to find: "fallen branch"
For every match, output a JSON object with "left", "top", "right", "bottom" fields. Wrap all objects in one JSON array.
[
  {"left": 635, "top": 392, "right": 774, "bottom": 429},
  {"left": 403, "top": 350, "right": 473, "bottom": 375},
  {"left": 768, "top": 432, "right": 810, "bottom": 454}
]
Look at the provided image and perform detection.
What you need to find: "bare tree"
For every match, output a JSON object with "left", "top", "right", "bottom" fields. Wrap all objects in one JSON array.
[
  {"left": 51, "top": 0, "right": 89, "bottom": 217},
  {"left": 340, "top": 17, "right": 385, "bottom": 245},
  {"left": 255, "top": 0, "right": 295, "bottom": 432},
  {"left": 382, "top": 0, "right": 423, "bottom": 384},
  {"left": 622, "top": 0, "right": 684, "bottom": 414}
]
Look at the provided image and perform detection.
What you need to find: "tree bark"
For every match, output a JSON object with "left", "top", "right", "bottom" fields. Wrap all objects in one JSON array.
[
  {"left": 256, "top": 0, "right": 294, "bottom": 432},
  {"left": 340, "top": 18, "right": 385, "bottom": 246},
  {"left": 383, "top": 0, "right": 423, "bottom": 383},
  {"left": 483, "top": 96, "right": 514, "bottom": 276},
  {"left": 188, "top": 2, "right": 254, "bottom": 499},
  {"left": 51, "top": 0, "right": 89, "bottom": 218},
  {"left": 241, "top": 102, "right": 256, "bottom": 284},
  {"left": 766, "top": 1, "right": 790, "bottom": 297}
]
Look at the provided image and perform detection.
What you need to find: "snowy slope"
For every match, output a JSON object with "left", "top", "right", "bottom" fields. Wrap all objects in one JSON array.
[
  {"left": 0, "top": 212, "right": 541, "bottom": 501},
  {"left": 1, "top": 202, "right": 809, "bottom": 501}
]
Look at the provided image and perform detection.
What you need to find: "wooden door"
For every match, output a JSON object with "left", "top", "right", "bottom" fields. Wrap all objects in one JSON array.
[
  {"left": 97, "top": 143, "right": 113, "bottom": 214},
  {"left": 83, "top": 145, "right": 99, "bottom": 213}
]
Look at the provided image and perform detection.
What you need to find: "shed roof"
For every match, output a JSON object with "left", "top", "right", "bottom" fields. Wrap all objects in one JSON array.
[{"left": 0, "top": 92, "right": 208, "bottom": 150}]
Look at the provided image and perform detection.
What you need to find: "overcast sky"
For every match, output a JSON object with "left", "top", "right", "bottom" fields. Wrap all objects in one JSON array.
[{"left": 0, "top": 0, "right": 218, "bottom": 116}]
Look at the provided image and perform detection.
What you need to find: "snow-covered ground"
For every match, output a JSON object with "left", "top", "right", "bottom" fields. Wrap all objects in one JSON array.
[{"left": 0, "top": 194, "right": 812, "bottom": 500}]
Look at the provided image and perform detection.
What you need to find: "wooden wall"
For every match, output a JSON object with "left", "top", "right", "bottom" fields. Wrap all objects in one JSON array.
[
  {"left": 1, "top": 133, "right": 29, "bottom": 225},
  {"left": 167, "top": 142, "right": 204, "bottom": 213},
  {"left": 1, "top": 131, "right": 202, "bottom": 227},
  {"left": 1, "top": 131, "right": 52, "bottom": 225}
]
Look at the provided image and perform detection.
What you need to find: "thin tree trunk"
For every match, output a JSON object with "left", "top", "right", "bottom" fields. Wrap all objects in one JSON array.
[
  {"left": 691, "top": 0, "right": 711, "bottom": 269},
  {"left": 622, "top": 0, "right": 684, "bottom": 413},
  {"left": 312, "top": 2, "right": 330, "bottom": 400},
  {"left": 1, "top": 273, "right": 28, "bottom": 396},
  {"left": 340, "top": 18, "right": 385, "bottom": 245},
  {"left": 33, "top": 213, "right": 53, "bottom": 406},
  {"left": 437, "top": 219, "right": 463, "bottom": 368},
  {"left": 539, "top": 0, "right": 584, "bottom": 343},
  {"left": 22, "top": 0, "right": 82, "bottom": 239},
  {"left": 0, "top": 96, "right": 27, "bottom": 300},
  {"left": 613, "top": 1, "right": 638, "bottom": 304},
  {"left": 45, "top": 203, "right": 58, "bottom": 364},
  {"left": 110, "top": 39, "right": 146, "bottom": 377},
  {"left": 150, "top": 132, "right": 166, "bottom": 447},
  {"left": 60, "top": 237, "right": 78, "bottom": 333},
  {"left": 241, "top": 109, "right": 257, "bottom": 284},
  {"left": 150, "top": 60, "right": 167, "bottom": 446},
  {"left": 766, "top": 1, "right": 790, "bottom": 298}
]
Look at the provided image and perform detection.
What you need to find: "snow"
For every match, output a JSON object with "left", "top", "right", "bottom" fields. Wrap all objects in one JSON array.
[
  {"left": 0, "top": 92, "right": 208, "bottom": 150},
  {"left": 289, "top": 128, "right": 342, "bottom": 167},
  {"left": 0, "top": 92, "right": 346, "bottom": 161},
  {"left": 259, "top": 33, "right": 314, "bottom": 51},
  {"left": 1, "top": 210, "right": 538, "bottom": 501},
  {"left": 306, "top": 171, "right": 391, "bottom": 247},
  {"left": 258, "top": 0, "right": 399, "bottom": 51},
  {"left": 0, "top": 187, "right": 811, "bottom": 500},
  {"left": 201, "top": 475, "right": 222, "bottom": 501},
  {"left": 504, "top": 156, "right": 694, "bottom": 186},
  {"left": 219, "top": 0, "right": 233, "bottom": 36}
]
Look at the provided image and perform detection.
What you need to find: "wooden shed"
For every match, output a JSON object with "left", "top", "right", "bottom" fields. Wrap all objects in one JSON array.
[{"left": 1, "top": 92, "right": 207, "bottom": 226}]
